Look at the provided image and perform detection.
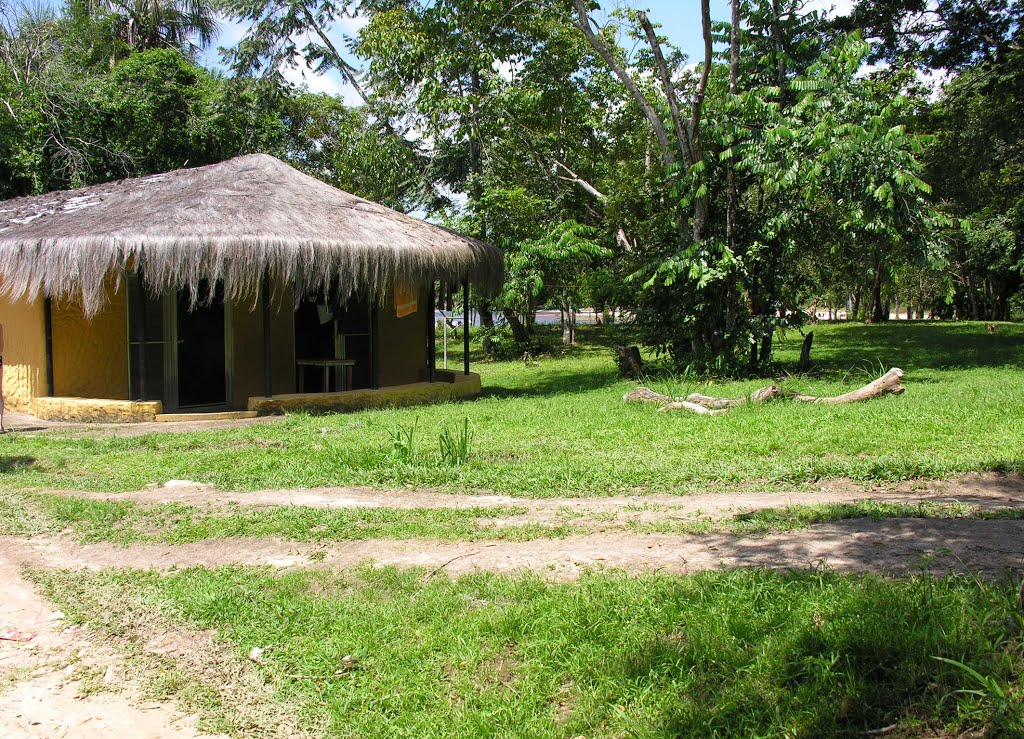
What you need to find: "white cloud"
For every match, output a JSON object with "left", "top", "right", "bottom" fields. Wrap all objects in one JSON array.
[
  {"left": 200, "top": 12, "right": 369, "bottom": 108},
  {"left": 919, "top": 67, "right": 951, "bottom": 101},
  {"left": 493, "top": 59, "right": 515, "bottom": 81},
  {"left": 854, "top": 60, "right": 888, "bottom": 78}
]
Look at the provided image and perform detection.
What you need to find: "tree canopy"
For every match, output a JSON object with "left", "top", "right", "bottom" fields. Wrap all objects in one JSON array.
[{"left": 1, "top": 0, "right": 1020, "bottom": 369}]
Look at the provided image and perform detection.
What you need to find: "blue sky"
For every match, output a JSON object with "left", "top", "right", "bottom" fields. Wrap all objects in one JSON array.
[
  {"left": 644, "top": 0, "right": 732, "bottom": 57},
  {"left": 617, "top": 0, "right": 851, "bottom": 56}
]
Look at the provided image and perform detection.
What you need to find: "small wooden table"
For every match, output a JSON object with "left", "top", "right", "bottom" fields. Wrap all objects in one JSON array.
[{"left": 296, "top": 358, "right": 356, "bottom": 393}]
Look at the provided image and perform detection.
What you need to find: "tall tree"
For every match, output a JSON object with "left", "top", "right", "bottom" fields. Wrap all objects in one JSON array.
[
  {"left": 87, "top": 0, "right": 219, "bottom": 58},
  {"left": 571, "top": 1, "right": 941, "bottom": 368}
]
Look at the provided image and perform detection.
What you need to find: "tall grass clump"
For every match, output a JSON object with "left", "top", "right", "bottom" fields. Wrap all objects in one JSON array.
[{"left": 439, "top": 418, "right": 473, "bottom": 466}]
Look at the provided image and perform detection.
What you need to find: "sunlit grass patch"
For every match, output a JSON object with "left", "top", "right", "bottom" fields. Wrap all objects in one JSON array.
[
  {"left": 1, "top": 322, "right": 1022, "bottom": 496},
  {"left": 31, "top": 565, "right": 1024, "bottom": 737}
]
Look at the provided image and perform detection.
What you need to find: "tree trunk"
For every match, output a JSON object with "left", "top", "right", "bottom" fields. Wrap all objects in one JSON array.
[
  {"left": 626, "top": 369, "right": 905, "bottom": 414},
  {"left": 870, "top": 259, "right": 885, "bottom": 323},
  {"left": 623, "top": 386, "right": 670, "bottom": 404},
  {"left": 725, "top": 0, "right": 741, "bottom": 255},
  {"left": 966, "top": 275, "right": 980, "bottom": 320},
  {"left": 686, "top": 384, "right": 782, "bottom": 409},
  {"left": 503, "top": 309, "right": 529, "bottom": 344},
  {"left": 616, "top": 346, "right": 644, "bottom": 378},
  {"left": 560, "top": 297, "right": 576, "bottom": 345},
  {"left": 798, "top": 331, "right": 813, "bottom": 373},
  {"left": 759, "top": 333, "right": 773, "bottom": 365},
  {"left": 477, "top": 300, "right": 494, "bottom": 328}
]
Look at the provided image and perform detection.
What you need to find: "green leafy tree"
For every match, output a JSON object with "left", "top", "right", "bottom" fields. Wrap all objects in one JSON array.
[
  {"left": 501, "top": 219, "right": 611, "bottom": 345},
  {"left": 573, "top": 1, "right": 942, "bottom": 370}
]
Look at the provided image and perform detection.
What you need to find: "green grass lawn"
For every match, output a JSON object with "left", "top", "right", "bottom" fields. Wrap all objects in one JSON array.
[
  {"left": 32, "top": 565, "right": 1024, "bottom": 738},
  {"left": 5, "top": 321, "right": 1024, "bottom": 738},
  {"left": 1, "top": 321, "right": 1022, "bottom": 496}
]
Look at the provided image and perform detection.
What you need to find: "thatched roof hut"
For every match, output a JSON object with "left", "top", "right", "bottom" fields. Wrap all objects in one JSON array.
[{"left": 0, "top": 153, "right": 503, "bottom": 315}]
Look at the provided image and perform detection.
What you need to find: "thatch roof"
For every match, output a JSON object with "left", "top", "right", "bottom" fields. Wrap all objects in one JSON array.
[{"left": 0, "top": 154, "right": 503, "bottom": 315}]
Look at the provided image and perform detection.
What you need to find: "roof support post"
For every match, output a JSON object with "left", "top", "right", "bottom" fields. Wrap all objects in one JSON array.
[
  {"left": 136, "top": 276, "right": 147, "bottom": 401},
  {"left": 262, "top": 271, "right": 272, "bottom": 398},
  {"left": 463, "top": 278, "right": 470, "bottom": 376},
  {"left": 43, "top": 297, "right": 54, "bottom": 396},
  {"left": 427, "top": 281, "right": 436, "bottom": 383},
  {"left": 370, "top": 301, "right": 379, "bottom": 389}
]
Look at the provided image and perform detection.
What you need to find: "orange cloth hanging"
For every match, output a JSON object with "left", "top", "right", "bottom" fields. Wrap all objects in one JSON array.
[{"left": 394, "top": 280, "right": 418, "bottom": 318}]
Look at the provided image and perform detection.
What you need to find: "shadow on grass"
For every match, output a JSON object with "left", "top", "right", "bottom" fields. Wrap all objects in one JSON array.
[
  {"left": 780, "top": 322, "right": 1024, "bottom": 373},
  {"left": 0, "top": 456, "right": 35, "bottom": 473},
  {"left": 481, "top": 365, "right": 622, "bottom": 400},
  {"left": 619, "top": 567, "right": 1020, "bottom": 737}
]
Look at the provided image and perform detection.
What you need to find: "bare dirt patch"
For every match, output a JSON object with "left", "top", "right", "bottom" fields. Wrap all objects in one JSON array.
[
  {"left": 45, "top": 472, "right": 1024, "bottom": 528},
  {"left": 0, "top": 551, "right": 225, "bottom": 739},
  {"left": 4, "top": 516, "right": 1024, "bottom": 581}
]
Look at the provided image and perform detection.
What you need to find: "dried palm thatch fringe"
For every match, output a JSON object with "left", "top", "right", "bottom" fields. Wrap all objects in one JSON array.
[{"left": 0, "top": 154, "right": 504, "bottom": 316}]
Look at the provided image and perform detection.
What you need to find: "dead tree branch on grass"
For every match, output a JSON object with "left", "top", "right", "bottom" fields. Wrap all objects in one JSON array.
[{"left": 624, "top": 369, "right": 906, "bottom": 414}]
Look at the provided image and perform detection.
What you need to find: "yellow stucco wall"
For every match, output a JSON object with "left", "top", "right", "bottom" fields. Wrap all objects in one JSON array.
[
  {"left": 51, "top": 285, "right": 129, "bottom": 400},
  {"left": 0, "top": 295, "right": 46, "bottom": 412},
  {"left": 379, "top": 293, "right": 428, "bottom": 387},
  {"left": 248, "top": 372, "right": 481, "bottom": 415},
  {"left": 231, "top": 284, "right": 295, "bottom": 408},
  {"left": 33, "top": 397, "right": 161, "bottom": 423}
]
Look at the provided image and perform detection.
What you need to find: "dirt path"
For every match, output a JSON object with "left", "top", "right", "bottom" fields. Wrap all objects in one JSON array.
[
  {"left": 47, "top": 473, "right": 1024, "bottom": 525},
  {"left": 4, "top": 516, "right": 1024, "bottom": 580},
  {"left": 3, "top": 477, "right": 1023, "bottom": 735},
  {"left": 0, "top": 552, "right": 226, "bottom": 739},
  {"left": 3, "top": 410, "right": 281, "bottom": 437}
]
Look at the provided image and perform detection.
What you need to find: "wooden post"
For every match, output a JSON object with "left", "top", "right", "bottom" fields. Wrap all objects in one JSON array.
[
  {"left": 43, "top": 297, "right": 54, "bottom": 397},
  {"left": 262, "top": 271, "right": 272, "bottom": 397},
  {"left": 427, "top": 282, "right": 436, "bottom": 382},
  {"left": 463, "top": 278, "right": 470, "bottom": 375},
  {"left": 370, "top": 301, "right": 379, "bottom": 389},
  {"left": 136, "top": 279, "right": 147, "bottom": 401}
]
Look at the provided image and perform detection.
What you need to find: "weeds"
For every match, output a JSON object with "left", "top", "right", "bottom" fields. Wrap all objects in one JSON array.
[
  {"left": 439, "top": 418, "right": 473, "bottom": 465},
  {"left": 388, "top": 418, "right": 419, "bottom": 463},
  {"left": 934, "top": 656, "right": 1024, "bottom": 734}
]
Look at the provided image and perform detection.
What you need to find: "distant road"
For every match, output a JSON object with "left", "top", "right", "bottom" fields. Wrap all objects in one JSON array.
[{"left": 435, "top": 309, "right": 625, "bottom": 327}]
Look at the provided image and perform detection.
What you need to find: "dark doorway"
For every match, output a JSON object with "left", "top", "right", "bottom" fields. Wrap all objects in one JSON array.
[
  {"left": 127, "top": 274, "right": 166, "bottom": 402},
  {"left": 294, "top": 294, "right": 373, "bottom": 391},
  {"left": 177, "top": 283, "right": 226, "bottom": 407}
]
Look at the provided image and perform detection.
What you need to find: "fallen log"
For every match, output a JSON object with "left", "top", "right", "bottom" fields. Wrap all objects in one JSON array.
[
  {"left": 623, "top": 387, "right": 672, "bottom": 405},
  {"left": 624, "top": 368, "right": 906, "bottom": 415},
  {"left": 658, "top": 401, "right": 727, "bottom": 415},
  {"left": 625, "top": 387, "right": 728, "bottom": 414},
  {"left": 686, "top": 384, "right": 783, "bottom": 409},
  {"left": 791, "top": 367, "right": 905, "bottom": 404}
]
